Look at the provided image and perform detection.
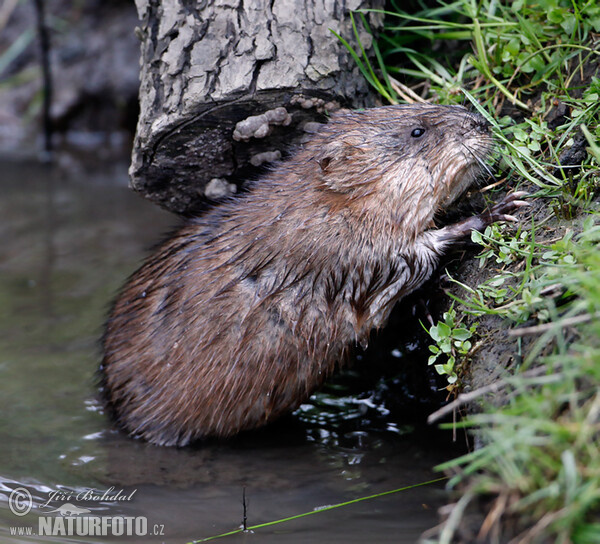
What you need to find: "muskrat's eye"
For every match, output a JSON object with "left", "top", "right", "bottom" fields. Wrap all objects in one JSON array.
[{"left": 411, "top": 127, "right": 426, "bottom": 138}]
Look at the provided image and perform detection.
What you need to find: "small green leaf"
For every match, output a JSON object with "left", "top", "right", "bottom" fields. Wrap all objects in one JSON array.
[
  {"left": 437, "top": 322, "right": 452, "bottom": 338},
  {"left": 547, "top": 7, "right": 564, "bottom": 24},
  {"left": 513, "top": 127, "right": 528, "bottom": 142},
  {"left": 471, "top": 230, "right": 483, "bottom": 244},
  {"left": 506, "top": 37, "right": 520, "bottom": 57},
  {"left": 560, "top": 14, "right": 576, "bottom": 35},
  {"left": 453, "top": 328, "right": 472, "bottom": 342},
  {"left": 440, "top": 339, "right": 453, "bottom": 354}
]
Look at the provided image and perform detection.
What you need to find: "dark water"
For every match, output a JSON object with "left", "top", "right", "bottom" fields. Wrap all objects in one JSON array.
[{"left": 0, "top": 157, "right": 458, "bottom": 543}]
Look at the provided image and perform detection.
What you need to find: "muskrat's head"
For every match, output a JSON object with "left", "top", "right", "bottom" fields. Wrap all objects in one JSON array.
[{"left": 308, "top": 103, "right": 494, "bottom": 238}]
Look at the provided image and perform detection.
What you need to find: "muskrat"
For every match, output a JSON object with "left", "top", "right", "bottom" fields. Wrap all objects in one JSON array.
[{"left": 101, "top": 103, "right": 527, "bottom": 446}]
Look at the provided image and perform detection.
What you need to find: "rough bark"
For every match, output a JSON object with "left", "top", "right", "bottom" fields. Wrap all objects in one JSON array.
[{"left": 130, "top": 0, "right": 385, "bottom": 215}]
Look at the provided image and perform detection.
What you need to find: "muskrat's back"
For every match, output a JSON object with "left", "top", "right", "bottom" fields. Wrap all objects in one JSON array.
[{"left": 101, "top": 104, "right": 525, "bottom": 446}]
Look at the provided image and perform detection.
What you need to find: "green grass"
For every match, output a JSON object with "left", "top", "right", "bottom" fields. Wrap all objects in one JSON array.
[
  {"left": 434, "top": 230, "right": 600, "bottom": 542},
  {"left": 344, "top": 0, "right": 600, "bottom": 541}
]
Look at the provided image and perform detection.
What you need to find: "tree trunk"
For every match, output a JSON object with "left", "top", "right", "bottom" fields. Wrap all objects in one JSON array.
[{"left": 130, "top": 0, "right": 385, "bottom": 215}]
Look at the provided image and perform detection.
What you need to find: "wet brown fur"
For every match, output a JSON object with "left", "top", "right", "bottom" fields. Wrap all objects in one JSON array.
[{"left": 101, "top": 104, "right": 495, "bottom": 446}]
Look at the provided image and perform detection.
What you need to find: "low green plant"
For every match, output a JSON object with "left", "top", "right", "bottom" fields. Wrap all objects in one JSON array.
[
  {"left": 427, "top": 306, "right": 478, "bottom": 389},
  {"left": 472, "top": 224, "right": 531, "bottom": 268}
]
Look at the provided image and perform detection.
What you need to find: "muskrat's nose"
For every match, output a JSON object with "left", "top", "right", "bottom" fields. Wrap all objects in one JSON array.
[{"left": 471, "top": 112, "right": 491, "bottom": 132}]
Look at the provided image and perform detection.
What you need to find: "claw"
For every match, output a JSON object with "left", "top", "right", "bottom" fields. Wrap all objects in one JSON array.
[
  {"left": 477, "top": 191, "right": 532, "bottom": 227},
  {"left": 507, "top": 190, "right": 530, "bottom": 200}
]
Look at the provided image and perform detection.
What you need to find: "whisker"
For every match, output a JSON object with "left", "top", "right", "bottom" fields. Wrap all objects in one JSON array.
[{"left": 461, "top": 142, "right": 495, "bottom": 180}]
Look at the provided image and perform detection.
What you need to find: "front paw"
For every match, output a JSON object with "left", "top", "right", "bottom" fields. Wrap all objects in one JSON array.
[
  {"left": 480, "top": 191, "right": 530, "bottom": 225},
  {"left": 439, "top": 191, "right": 530, "bottom": 242}
]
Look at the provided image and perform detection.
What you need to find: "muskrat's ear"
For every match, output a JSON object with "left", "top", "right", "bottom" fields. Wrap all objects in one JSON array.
[
  {"left": 313, "top": 138, "right": 358, "bottom": 193},
  {"left": 314, "top": 137, "right": 349, "bottom": 173},
  {"left": 318, "top": 157, "right": 332, "bottom": 171}
]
